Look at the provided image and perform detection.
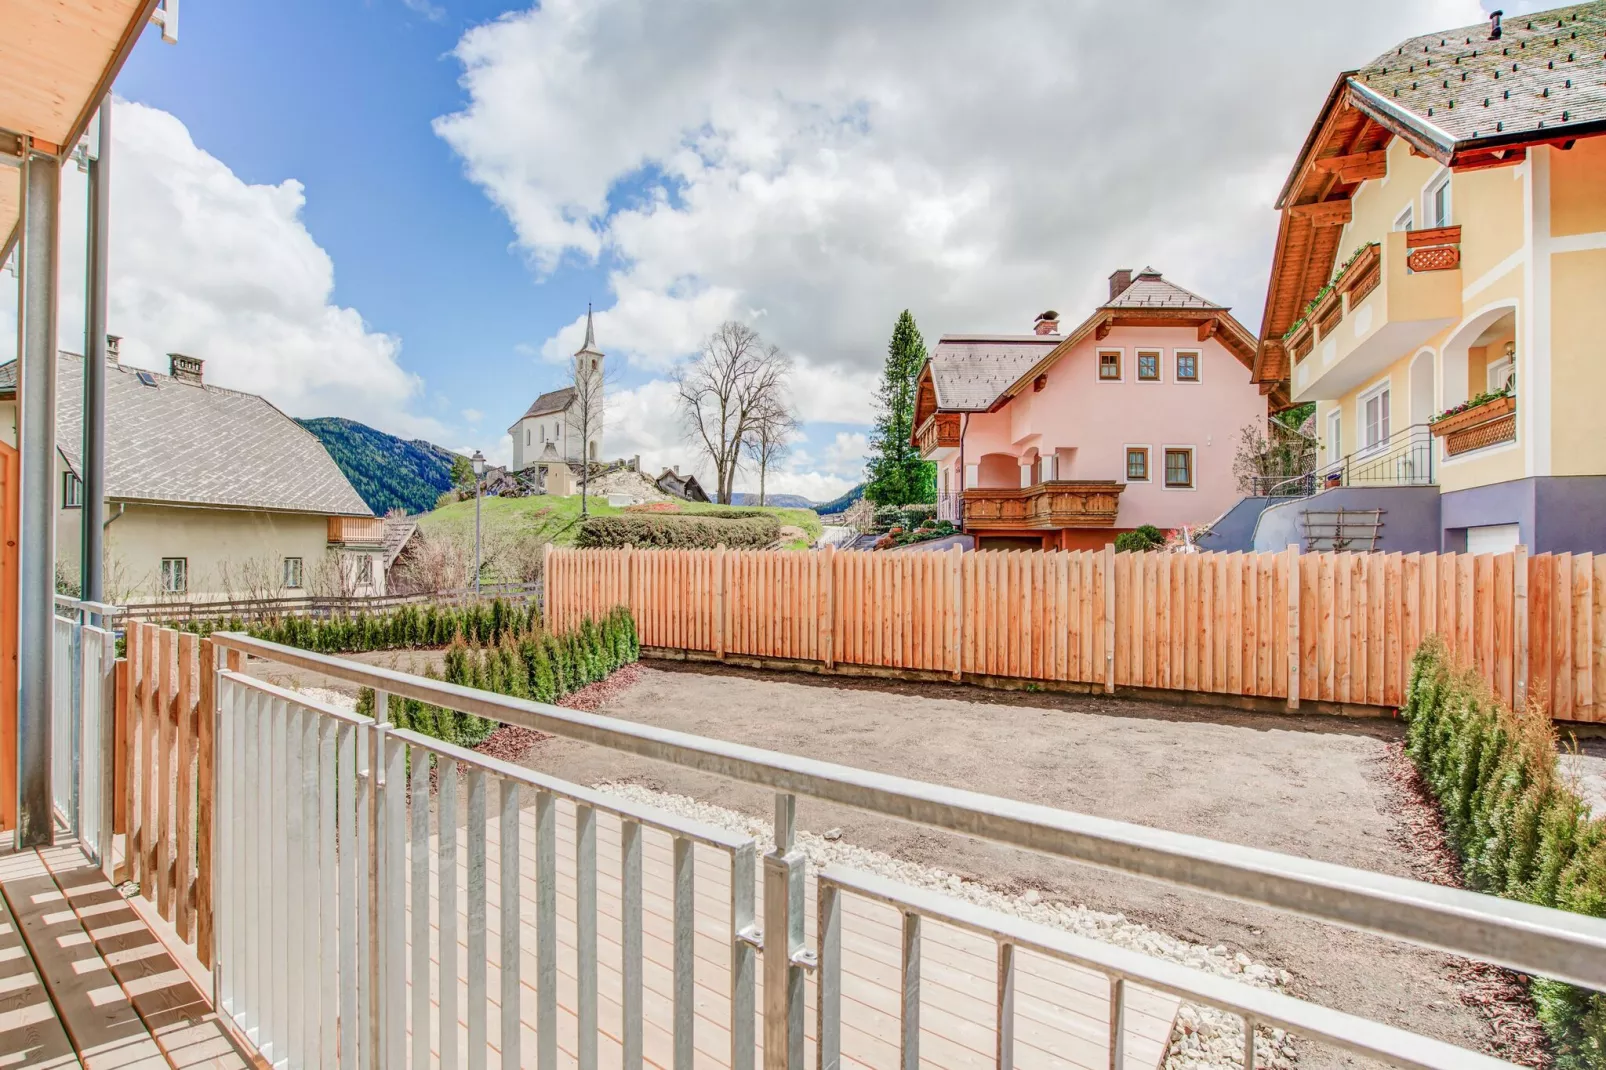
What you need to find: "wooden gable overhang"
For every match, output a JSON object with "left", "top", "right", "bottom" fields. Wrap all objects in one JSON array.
[{"left": 910, "top": 361, "right": 939, "bottom": 448}]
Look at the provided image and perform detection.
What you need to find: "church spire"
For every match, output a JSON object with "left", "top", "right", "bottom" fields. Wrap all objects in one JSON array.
[{"left": 576, "top": 303, "right": 602, "bottom": 356}]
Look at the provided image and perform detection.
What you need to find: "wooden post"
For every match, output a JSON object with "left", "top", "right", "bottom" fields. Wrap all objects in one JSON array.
[
  {"left": 175, "top": 631, "right": 197, "bottom": 940},
  {"left": 715, "top": 544, "right": 727, "bottom": 661},
  {"left": 542, "top": 542, "right": 554, "bottom": 631},
  {"left": 821, "top": 544, "right": 836, "bottom": 670},
  {"left": 950, "top": 544, "right": 964, "bottom": 682},
  {"left": 1286, "top": 544, "right": 1301, "bottom": 711},
  {"left": 1514, "top": 544, "right": 1529, "bottom": 708},
  {"left": 196, "top": 637, "right": 216, "bottom": 968},
  {"left": 1103, "top": 545, "right": 1116, "bottom": 694}
]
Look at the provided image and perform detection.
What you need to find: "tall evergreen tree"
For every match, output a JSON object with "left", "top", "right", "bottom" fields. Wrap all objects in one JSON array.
[{"left": 864, "top": 311, "right": 936, "bottom": 505}]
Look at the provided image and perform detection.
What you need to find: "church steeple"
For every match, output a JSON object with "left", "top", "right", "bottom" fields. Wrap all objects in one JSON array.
[{"left": 576, "top": 303, "right": 603, "bottom": 357}]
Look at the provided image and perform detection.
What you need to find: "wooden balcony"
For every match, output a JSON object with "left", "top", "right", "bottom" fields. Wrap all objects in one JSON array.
[
  {"left": 1431, "top": 394, "right": 1517, "bottom": 457},
  {"left": 962, "top": 480, "right": 1125, "bottom": 530},
  {"left": 915, "top": 412, "right": 962, "bottom": 459},
  {"left": 327, "top": 514, "right": 385, "bottom": 546}
]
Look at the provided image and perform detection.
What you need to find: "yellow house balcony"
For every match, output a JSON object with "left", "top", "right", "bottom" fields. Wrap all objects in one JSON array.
[
  {"left": 962, "top": 479, "right": 1125, "bottom": 530},
  {"left": 915, "top": 411, "right": 962, "bottom": 460},
  {"left": 1290, "top": 227, "right": 1462, "bottom": 403}
]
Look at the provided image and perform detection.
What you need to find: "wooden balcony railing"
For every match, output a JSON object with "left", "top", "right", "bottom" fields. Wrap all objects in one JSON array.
[
  {"left": 915, "top": 412, "right": 961, "bottom": 457},
  {"left": 1406, "top": 225, "right": 1462, "bottom": 272},
  {"left": 1431, "top": 394, "right": 1516, "bottom": 457},
  {"left": 327, "top": 514, "right": 385, "bottom": 546},
  {"left": 962, "top": 480, "right": 1125, "bottom": 530}
]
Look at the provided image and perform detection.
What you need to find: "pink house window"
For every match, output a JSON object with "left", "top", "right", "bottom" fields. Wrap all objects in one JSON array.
[
  {"left": 1126, "top": 447, "right": 1149, "bottom": 481},
  {"left": 1137, "top": 351, "right": 1161, "bottom": 381},
  {"left": 1176, "top": 352, "right": 1199, "bottom": 381},
  {"left": 1098, "top": 352, "right": 1121, "bottom": 380}
]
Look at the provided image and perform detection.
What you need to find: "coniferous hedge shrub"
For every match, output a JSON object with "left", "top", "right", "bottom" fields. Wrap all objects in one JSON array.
[
  {"left": 174, "top": 598, "right": 541, "bottom": 654},
  {"left": 575, "top": 513, "right": 781, "bottom": 549},
  {"left": 357, "top": 606, "right": 639, "bottom": 749},
  {"left": 1403, "top": 637, "right": 1606, "bottom": 1069}
]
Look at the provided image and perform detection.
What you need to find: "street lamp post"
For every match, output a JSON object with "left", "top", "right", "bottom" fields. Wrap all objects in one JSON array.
[{"left": 472, "top": 449, "right": 486, "bottom": 598}]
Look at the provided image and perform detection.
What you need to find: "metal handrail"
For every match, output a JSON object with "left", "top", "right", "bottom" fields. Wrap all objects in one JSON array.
[
  {"left": 209, "top": 630, "right": 1606, "bottom": 992},
  {"left": 1260, "top": 421, "right": 1436, "bottom": 499}
]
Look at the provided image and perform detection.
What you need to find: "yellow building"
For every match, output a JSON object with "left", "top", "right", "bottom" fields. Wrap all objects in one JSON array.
[
  {"left": 1251, "top": 2, "right": 1606, "bottom": 554},
  {"left": 0, "top": 346, "right": 386, "bottom": 602}
]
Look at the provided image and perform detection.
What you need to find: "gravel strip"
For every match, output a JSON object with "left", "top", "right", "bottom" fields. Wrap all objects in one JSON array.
[{"left": 592, "top": 781, "right": 1297, "bottom": 1070}]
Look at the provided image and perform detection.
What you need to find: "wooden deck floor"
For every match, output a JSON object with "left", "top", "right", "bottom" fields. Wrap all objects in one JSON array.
[
  {"left": 0, "top": 837, "right": 251, "bottom": 1070},
  {"left": 410, "top": 801, "right": 1179, "bottom": 1070}
]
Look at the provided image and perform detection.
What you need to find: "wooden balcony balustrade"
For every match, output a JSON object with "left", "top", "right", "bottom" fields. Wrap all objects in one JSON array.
[
  {"left": 327, "top": 514, "right": 386, "bottom": 546},
  {"left": 1431, "top": 393, "right": 1517, "bottom": 457},
  {"left": 915, "top": 412, "right": 962, "bottom": 457},
  {"left": 1406, "top": 225, "right": 1462, "bottom": 272},
  {"left": 962, "top": 480, "right": 1125, "bottom": 530}
]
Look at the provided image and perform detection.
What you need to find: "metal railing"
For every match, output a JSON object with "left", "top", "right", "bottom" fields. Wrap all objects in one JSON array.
[
  {"left": 118, "top": 581, "right": 542, "bottom": 624},
  {"left": 51, "top": 595, "right": 117, "bottom": 867},
  {"left": 198, "top": 630, "right": 1606, "bottom": 1069},
  {"left": 1262, "top": 422, "right": 1435, "bottom": 499}
]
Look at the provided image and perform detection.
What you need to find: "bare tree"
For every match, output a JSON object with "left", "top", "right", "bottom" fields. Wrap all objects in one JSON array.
[
  {"left": 744, "top": 391, "right": 800, "bottom": 506},
  {"left": 675, "top": 321, "right": 790, "bottom": 504},
  {"left": 569, "top": 337, "right": 613, "bottom": 518}
]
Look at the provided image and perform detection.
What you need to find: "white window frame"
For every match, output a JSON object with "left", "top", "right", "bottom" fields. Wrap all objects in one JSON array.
[
  {"left": 1326, "top": 408, "right": 1343, "bottom": 459},
  {"left": 1393, "top": 205, "right": 1414, "bottom": 233},
  {"left": 1123, "top": 444, "right": 1151, "bottom": 483},
  {"left": 1135, "top": 349, "right": 1163, "bottom": 383},
  {"left": 1173, "top": 349, "right": 1201, "bottom": 383},
  {"left": 356, "top": 555, "right": 374, "bottom": 587},
  {"left": 1097, "top": 348, "right": 1124, "bottom": 382},
  {"left": 1486, "top": 352, "right": 1515, "bottom": 394},
  {"left": 62, "top": 470, "right": 82, "bottom": 508},
  {"left": 1424, "top": 170, "right": 1452, "bottom": 230},
  {"left": 1161, "top": 445, "right": 1196, "bottom": 491},
  {"left": 283, "top": 556, "right": 304, "bottom": 589},
  {"left": 1358, "top": 380, "right": 1392, "bottom": 455},
  {"left": 161, "top": 557, "right": 188, "bottom": 595}
]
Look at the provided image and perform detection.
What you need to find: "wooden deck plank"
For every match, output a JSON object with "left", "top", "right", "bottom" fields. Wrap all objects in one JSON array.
[
  {"left": 0, "top": 855, "right": 80, "bottom": 1069},
  {"left": 0, "top": 848, "right": 166, "bottom": 1068}
]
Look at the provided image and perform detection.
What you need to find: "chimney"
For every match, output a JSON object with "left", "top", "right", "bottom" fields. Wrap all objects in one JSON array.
[
  {"left": 105, "top": 335, "right": 121, "bottom": 364},
  {"left": 1108, "top": 269, "right": 1133, "bottom": 302},
  {"left": 168, "top": 352, "right": 204, "bottom": 385},
  {"left": 1488, "top": 8, "right": 1503, "bottom": 39},
  {"left": 1032, "top": 310, "right": 1060, "bottom": 336}
]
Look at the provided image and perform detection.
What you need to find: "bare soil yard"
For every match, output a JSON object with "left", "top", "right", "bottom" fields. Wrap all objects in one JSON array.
[{"left": 258, "top": 652, "right": 1533, "bottom": 1068}]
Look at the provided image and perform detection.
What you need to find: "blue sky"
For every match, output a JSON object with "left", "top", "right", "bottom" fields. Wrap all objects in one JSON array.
[{"left": 6, "top": 0, "right": 1529, "bottom": 503}]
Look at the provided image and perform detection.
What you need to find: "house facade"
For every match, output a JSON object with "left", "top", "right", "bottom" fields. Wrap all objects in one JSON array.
[
  {"left": 0, "top": 346, "right": 385, "bottom": 601},
  {"left": 509, "top": 309, "right": 605, "bottom": 479},
  {"left": 914, "top": 269, "right": 1267, "bottom": 549},
  {"left": 1250, "top": 3, "right": 1606, "bottom": 554}
]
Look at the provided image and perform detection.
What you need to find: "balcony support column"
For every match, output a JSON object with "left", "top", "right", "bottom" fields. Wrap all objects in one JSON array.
[{"left": 17, "top": 147, "right": 61, "bottom": 847}]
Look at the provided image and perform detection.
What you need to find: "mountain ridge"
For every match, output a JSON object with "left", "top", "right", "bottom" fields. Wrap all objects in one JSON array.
[{"left": 298, "top": 416, "right": 461, "bottom": 516}]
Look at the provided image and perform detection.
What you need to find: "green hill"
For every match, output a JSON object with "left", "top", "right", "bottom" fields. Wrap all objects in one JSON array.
[{"left": 298, "top": 417, "right": 461, "bottom": 516}]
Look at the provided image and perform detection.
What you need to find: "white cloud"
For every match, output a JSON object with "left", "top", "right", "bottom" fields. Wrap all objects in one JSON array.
[
  {"left": 1, "top": 101, "right": 446, "bottom": 442},
  {"left": 462, "top": 408, "right": 484, "bottom": 423},
  {"left": 437, "top": 0, "right": 1482, "bottom": 490}
]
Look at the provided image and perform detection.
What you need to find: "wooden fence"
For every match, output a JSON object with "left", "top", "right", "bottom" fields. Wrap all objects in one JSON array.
[{"left": 545, "top": 545, "right": 1606, "bottom": 721}]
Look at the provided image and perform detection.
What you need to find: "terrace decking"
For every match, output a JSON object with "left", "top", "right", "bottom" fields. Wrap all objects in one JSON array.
[
  {"left": 412, "top": 800, "right": 1179, "bottom": 1070},
  {"left": 0, "top": 837, "right": 250, "bottom": 1070}
]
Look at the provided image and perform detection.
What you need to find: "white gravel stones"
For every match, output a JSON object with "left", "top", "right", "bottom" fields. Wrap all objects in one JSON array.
[{"left": 593, "top": 781, "right": 1299, "bottom": 1070}]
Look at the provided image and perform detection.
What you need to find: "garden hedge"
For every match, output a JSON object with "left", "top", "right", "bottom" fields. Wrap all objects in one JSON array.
[
  {"left": 1404, "top": 637, "right": 1606, "bottom": 1068},
  {"left": 575, "top": 513, "right": 781, "bottom": 549},
  {"left": 357, "top": 606, "right": 640, "bottom": 749},
  {"left": 174, "top": 597, "right": 540, "bottom": 654}
]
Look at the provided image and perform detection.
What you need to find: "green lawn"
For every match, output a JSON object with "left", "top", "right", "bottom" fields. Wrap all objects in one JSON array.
[{"left": 417, "top": 494, "right": 823, "bottom": 549}]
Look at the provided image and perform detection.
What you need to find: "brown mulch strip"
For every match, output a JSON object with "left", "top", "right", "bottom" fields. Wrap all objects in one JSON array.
[
  {"left": 1376, "top": 740, "right": 1553, "bottom": 1068},
  {"left": 470, "top": 662, "right": 648, "bottom": 764}
]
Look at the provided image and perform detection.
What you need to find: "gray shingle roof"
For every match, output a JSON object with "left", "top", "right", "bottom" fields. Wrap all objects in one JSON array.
[
  {"left": 383, "top": 515, "right": 419, "bottom": 567},
  {"left": 1103, "top": 268, "right": 1223, "bottom": 312},
  {"left": 1355, "top": 2, "right": 1606, "bottom": 147},
  {"left": 6, "top": 353, "right": 371, "bottom": 516},
  {"left": 515, "top": 387, "right": 576, "bottom": 423},
  {"left": 927, "top": 336, "right": 1061, "bottom": 411}
]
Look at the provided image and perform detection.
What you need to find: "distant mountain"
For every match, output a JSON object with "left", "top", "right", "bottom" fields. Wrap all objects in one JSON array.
[
  {"left": 723, "top": 492, "right": 816, "bottom": 509},
  {"left": 298, "top": 417, "right": 461, "bottom": 516},
  {"left": 813, "top": 483, "right": 864, "bottom": 516}
]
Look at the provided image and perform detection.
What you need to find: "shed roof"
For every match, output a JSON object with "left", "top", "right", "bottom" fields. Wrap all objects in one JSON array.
[{"left": 1, "top": 352, "right": 371, "bottom": 516}]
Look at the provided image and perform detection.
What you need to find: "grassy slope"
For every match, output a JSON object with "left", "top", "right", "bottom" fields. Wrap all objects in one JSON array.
[{"left": 417, "top": 494, "right": 823, "bottom": 549}]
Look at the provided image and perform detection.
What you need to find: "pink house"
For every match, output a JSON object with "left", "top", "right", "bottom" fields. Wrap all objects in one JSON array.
[{"left": 913, "top": 268, "right": 1267, "bottom": 549}]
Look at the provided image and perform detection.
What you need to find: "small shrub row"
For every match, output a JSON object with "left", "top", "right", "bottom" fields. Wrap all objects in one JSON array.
[
  {"left": 1404, "top": 637, "right": 1606, "bottom": 1069},
  {"left": 575, "top": 513, "right": 781, "bottom": 549},
  {"left": 173, "top": 598, "right": 540, "bottom": 654},
  {"left": 357, "top": 607, "right": 640, "bottom": 749},
  {"left": 871, "top": 503, "right": 937, "bottom": 533}
]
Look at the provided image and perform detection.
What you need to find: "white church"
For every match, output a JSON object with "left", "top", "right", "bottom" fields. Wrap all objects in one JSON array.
[{"left": 508, "top": 308, "right": 606, "bottom": 476}]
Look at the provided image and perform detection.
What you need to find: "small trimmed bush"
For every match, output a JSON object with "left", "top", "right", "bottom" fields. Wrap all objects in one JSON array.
[
  {"left": 1114, "top": 524, "right": 1166, "bottom": 552},
  {"left": 1404, "top": 637, "right": 1606, "bottom": 1068},
  {"left": 575, "top": 513, "right": 781, "bottom": 549}
]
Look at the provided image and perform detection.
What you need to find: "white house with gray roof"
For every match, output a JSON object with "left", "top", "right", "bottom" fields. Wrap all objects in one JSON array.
[{"left": 0, "top": 346, "right": 386, "bottom": 602}]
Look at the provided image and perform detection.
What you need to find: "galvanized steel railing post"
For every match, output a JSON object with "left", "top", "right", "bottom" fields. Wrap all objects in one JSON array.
[{"left": 764, "top": 793, "right": 806, "bottom": 1069}]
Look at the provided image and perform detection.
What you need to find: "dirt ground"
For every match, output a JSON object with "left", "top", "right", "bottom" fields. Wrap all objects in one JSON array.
[{"left": 256, "top": 652, "right": 1517, "bottom": 1069}]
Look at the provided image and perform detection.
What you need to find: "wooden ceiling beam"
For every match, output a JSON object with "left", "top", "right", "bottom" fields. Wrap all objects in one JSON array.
[
  {"left": 1197, "top": 318, "right": 1218, "bottom": 343},
  {"left": 1313, "top": 149, "right": 1387, "bottom": 183},
  {"left": 1288, "top": 200, "right": 1352, "bottom": 226}
]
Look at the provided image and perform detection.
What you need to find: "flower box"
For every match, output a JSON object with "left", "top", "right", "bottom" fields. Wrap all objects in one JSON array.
[{"left": 1430, "top": 394, "right": 1516, "bottom": 438}]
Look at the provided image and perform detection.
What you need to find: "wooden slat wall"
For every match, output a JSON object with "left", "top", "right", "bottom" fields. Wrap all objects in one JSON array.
[
  {"left": 546, "top": 547, "right": 1601, "bottom": 720},
  {"left": 112, "top": 622, "right": 216, "bottom": 965}
]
